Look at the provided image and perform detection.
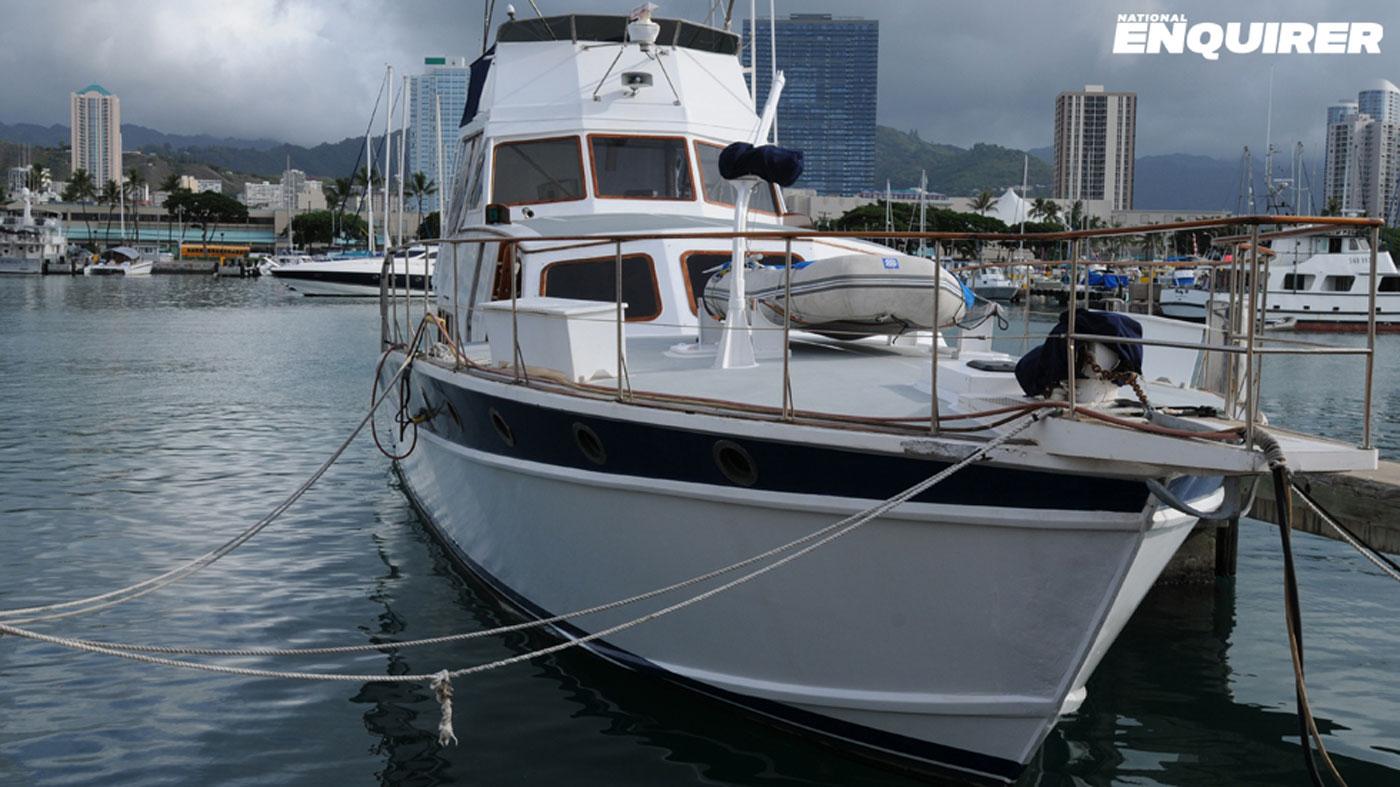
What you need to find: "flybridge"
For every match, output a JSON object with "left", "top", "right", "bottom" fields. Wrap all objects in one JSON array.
[
  {"left": 1112, "top": 17, "right": 1383, "bottom": 59},
  {"left": 497, "top": 14, "right": 739, "bottom": 55}
]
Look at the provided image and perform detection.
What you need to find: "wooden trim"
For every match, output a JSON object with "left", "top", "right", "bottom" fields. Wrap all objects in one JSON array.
[
  {"left": 490, "top": 135, "right": 587, "bottom": 207},
  {"left": 538, "top": 251, "right": 664, "bottom": 322},
  {"left": 679, "top": 249, "right": 804, "bottom": 315},
  {"left": 693, "top": 140, "right": 781, "bottom": 216},
  {"left": 586, "top": 133, "right": 698, "bottom": 202}
]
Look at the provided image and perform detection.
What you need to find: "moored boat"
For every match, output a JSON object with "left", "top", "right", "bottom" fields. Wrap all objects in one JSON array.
[
  {"left": 84, "top": 246, "right": 153, "bottom": 276},
  {"left": 372, "top": 7, "right": 1378, "bottom": 783}
]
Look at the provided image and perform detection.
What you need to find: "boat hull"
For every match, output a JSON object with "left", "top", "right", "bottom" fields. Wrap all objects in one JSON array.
[
  {"left": 0, "top": 255, "right": 44, "bottom": 274},
  {"left": 271, "top": 263, "right": 432, "bottom": 297},
  {"left": 386, "top": 358, "right": 1210, "bottom": 782}
]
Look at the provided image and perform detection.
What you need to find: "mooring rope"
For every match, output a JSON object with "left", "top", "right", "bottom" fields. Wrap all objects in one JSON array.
[
  {"left": 0, "top": 320, "right": 430, "bottom": 625},
  {"left": 0, "top": 414, "right": 1043, "bottom": 746},
  {"left": 1290, "top": 483, "right": 1400, "bottom": 584}
]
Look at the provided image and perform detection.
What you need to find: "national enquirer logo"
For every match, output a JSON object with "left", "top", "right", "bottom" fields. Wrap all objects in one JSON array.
[{"left": 1112, "top": 14, "right": 1383, "bottom": 60}]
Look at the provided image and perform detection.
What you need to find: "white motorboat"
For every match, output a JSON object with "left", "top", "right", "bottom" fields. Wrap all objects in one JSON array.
[
  {"left": 0, "top": 190, "right": 68, "bottom": 275},
  {"left": 701, "top": 253, "right": 970, "bottom": 338},
  {"left": 968, "top": 266, "right": 1020, "bottom": 301},
  {"left": 270, "top": 246, "right": 435, "bottom": 297},
  {"left": 372, "top": 8, "right": 1375, "bottom": 783},
  {"left": 1158, "top": 231, "right": 1400, "bottom": 330},
  {"left": 84, "top": 246, "right": 153, "bottom": 276}
]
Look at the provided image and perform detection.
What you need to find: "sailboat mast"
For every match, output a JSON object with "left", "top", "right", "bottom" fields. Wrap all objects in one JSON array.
[
  {"left": 383, "top": 64, "right": 394, "bottom": 253},
  {"left": 397, "top": 75, "right": 409, "bottom": 246},
  {"left": 436, "top": 94, "right": 447, "bottom": 237},
  {"left": 918, "top": 169, "right": 927, "bottom": 257},
  {"left": 366, "top": 127, "right": 376, "bottom": 255},
  {"left": 286, "top": 153, "right": 294, "bottom": 252}
]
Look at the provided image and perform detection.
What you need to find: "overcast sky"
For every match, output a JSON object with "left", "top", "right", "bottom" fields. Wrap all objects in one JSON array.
[{"left": 0, "top": 0, "right": 1395, "bottom": 158}]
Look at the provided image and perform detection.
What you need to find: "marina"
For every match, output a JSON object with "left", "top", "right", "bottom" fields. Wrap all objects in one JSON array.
[
  {"left": 1, "top": 274, "right": 1398, "bottom": 785},
  {"left": 2, "top": 2, "right": 1399, "bottom": 786}
]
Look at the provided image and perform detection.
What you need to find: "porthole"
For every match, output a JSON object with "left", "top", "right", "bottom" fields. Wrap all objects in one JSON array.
[
  {"left": 489, "top": 407, "right": 515, "bottom": 447},
  {"left": 713, "top": 440, "right": 757, "bottom": 487},
  {"left": 572, "top": 422, "right": 606, "bottom": 465}
]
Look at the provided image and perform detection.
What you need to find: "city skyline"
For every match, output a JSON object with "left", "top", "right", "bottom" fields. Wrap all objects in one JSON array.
[{"left": 0, "top": 0, "right": 1394, "bottom": 161}]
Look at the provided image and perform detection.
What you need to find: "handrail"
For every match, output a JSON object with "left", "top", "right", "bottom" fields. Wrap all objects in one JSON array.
[{"left": 377, "top": 214, "right": 1383, "bottom": 455}]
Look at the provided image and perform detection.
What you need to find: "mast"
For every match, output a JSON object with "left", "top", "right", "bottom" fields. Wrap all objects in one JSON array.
[
  {"left": 383, "top": 64, "right": 394, "bottom": 253},
  {"left": 748, "top": 0, "right": 757, "bottom": 107},
  {"left": 366, "top": 127, "right": 376, "bottom": 255},
  {"left": 436, "top": 94, "right": 446, "bottom": 238},
  {"left": 768, "top": 0, "right": 777, "bottom": 141},
  {"left": 286, "top": 153, "right": 294, "bottom": 252},
  {"left": 918, "top": 169, "right": 927, "bottom": 257},
  {"left": 884, "top": 180, "right": 892, "bottom": 233},
  {"left": 397, "top": 75, "right": 409, "bottom": 246}
]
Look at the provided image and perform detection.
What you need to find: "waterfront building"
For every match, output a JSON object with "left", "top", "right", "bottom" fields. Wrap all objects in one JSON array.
[
  {"left": 242, "top": 171, "right": 324, "bottom": 211},
  {"left": 243, "top": 181, "right": 282, "bottom": 208},
  {"left": 744, "top": 13, "right": 878, "bottom": 195},
  {"left": 409, "top": 56, "right": 470, "bottom": 212},
  {"left": 1323, "top": 80, "right": 1400, "bottom": 218},
  {"left": 1052, "top": 85, "right": 1136, "bottom": 212},
  {"left": 69, "top": 84, "right": 122, "bottom": 186},
  {"left": 176, "top": 175, "right": 223, "bottom": 194}
]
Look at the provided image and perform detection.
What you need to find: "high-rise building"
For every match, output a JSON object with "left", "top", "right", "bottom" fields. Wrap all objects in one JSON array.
[
  {"left": 745, "top": 13, "right": 878, "bottom": 196},
  {"left": 1052, "top": 85, "right": 1137, "bottom": 212},
  {"left": 1323, "top": 81, "right": 1400, "bottom": 218},
  {"left": 69, "top": 84, "right": 122, "bottom": 187},
  {"left": 409, "top": 56, "right": 470, "bottom": 212}
]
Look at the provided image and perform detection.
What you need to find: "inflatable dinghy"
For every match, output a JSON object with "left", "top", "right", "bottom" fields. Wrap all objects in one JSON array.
[{"left": 702, "top": 253, "right": 971, "bottom": 339}]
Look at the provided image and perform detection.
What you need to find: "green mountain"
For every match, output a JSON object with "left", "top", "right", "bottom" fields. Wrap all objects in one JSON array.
[{"left": 874, "top": 126, "right": 1052, "bottom": 197}]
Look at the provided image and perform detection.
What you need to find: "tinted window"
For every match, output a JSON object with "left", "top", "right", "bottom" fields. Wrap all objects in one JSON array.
[
  {"left": 1324, "top": 275, "right": 1356, "bottom": 292},
  {"left": 590, "top": 136, "right": 694, "bottom": 199},
  {"left": 695, "top": 143, "right": 778, "bottom": 213},
  {"left": 493, "top": 137, "right": 585, "bottom": 205},
  {"left": 1380, "top": 276, "right": 1400, "bottom": 292},
  {"left": 541, "top": 255, "right": 661, "bottom": 320},
  {"left": 681, "top": 251, "right": 803, "bottom": 314}
]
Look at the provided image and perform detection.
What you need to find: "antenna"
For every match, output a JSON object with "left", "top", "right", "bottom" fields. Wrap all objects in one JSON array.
[{"left": 768, "top": 0, "right": 777, "bottom": 141}]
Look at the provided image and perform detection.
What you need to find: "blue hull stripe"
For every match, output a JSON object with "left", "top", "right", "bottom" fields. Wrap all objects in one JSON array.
[{"left": 407, "top": 368, "right": 1152, "bottom": 513}]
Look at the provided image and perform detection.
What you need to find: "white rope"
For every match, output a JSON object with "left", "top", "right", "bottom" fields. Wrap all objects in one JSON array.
[
  {"left": 0, "top": 322, "right": 429, "bottom": 625},
  {"left": 0, "top": 414, "right": 1043, "bottom": 746}
]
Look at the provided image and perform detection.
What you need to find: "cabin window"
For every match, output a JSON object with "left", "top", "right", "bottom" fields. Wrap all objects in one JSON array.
[
  {"left": 680, "top": 251, "right": 804, "bottom": 314},
  {"left": 588, "top": 136, "right": 694, "bottom": 200},
  {"left": 1323, "top": 275, "right": 1356, "bottom": 292},
  {"left": 694, "top": 142, "right": 780, "bottom": 214},
  {"left": 492, "top": 136, "right": 586, "bottom": 205},
  {"left": 540, "top": 254, "right": 662, "bottom": 321},
  {"left": 1281, "top": 274, "right": 1315, "bottom": 291},
  {"left": 1329, "top": 237, "right": 1343, "bottom": 254}
]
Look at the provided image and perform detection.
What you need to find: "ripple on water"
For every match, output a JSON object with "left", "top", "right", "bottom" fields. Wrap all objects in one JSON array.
[{"left": 0, "top": 278, "right": 1397, "bottom": 785}]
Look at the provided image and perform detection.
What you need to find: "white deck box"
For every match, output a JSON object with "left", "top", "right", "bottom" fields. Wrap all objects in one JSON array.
[{"left": 479, "top": 297, "right": 626, "bottom": 382}]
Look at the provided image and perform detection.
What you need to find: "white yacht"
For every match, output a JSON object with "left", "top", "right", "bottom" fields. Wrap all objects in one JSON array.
[
  {"left": 374, "top": 8, "right": 1375, "bottom": 783},
  {"left": 84, "top": 246, "right": 153, "bottom": 276},
  {"left": 0, "top": 191, "right": 68, "bottom": 275},
  {"left": 1159, "top": 231, "right": 1400, "bottom": 329},
  {"left": 968, "top": 266, "right": 1020, "bottom": 300},
  {"left": 270, "top": 246, "right": 435, "bottom": 297}
]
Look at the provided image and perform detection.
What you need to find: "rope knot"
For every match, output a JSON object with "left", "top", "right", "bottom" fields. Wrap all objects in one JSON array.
[{"left": 431, "top": 670, "right": 457, "bottom": 746}]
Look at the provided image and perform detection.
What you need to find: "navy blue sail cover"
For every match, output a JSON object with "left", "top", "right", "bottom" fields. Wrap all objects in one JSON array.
[
  {"left": 718, "top": 142, "right": 804, "bottom": 187},
  {"left": 1014, "top": 310, "right": 1145, "bottom": 397}
]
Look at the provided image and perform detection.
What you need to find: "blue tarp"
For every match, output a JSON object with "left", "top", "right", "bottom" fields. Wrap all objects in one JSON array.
[
  {"left": 1086, "top": 270, "right": 1130, "bottom": 289},
  {"left": 1014, "top": 310, "right": 1145, "bottom": 397}
]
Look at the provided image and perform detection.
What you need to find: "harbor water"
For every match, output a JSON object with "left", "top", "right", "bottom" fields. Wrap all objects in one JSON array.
[{"left": 1, "top": 275, "right": 1397, "bottom": 786}]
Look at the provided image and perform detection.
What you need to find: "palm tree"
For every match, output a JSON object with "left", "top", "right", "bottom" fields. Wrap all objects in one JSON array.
[
  {"left": 63, "top": 169, "right": 97, "bottom": 249},
  {"left": 159, "top": 174, "right": 183, "bottom": 247},
  {"left": 100, "top": 179, "right": 121, "bottom": 246},
  {"left": 124, "top": 167, "right": 146, "bottom": 246},
  {"left": 1068, "top": 200, "right": 1085, "bottom": 231},
  {"left": 322, "top": 177, "right": 353, "bottom": 245},
  {"left": 352, "top": 167, "right": 382, "bottom": 218},
  {"left": 407, "top": 172, "right": 437, "bottom": 238},
  {"left": 970, "top": 190, "right": 996, "bottom": 216},
  {"left": 1030, "top": 197, "right": 1060, "bottom": 225},
  {"left": 29, "top": 163, "right": 48, "bottom": 194}
]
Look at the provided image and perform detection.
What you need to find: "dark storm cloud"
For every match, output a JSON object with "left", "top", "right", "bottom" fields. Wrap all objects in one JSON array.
[{"left": 0, "top": 0, "right": 1394, "bottom": 156}]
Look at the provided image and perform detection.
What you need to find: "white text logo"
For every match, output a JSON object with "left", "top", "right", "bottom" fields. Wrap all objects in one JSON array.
[{"left": 1112, "top": 15, "right": 1383, "bottom": 60}]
